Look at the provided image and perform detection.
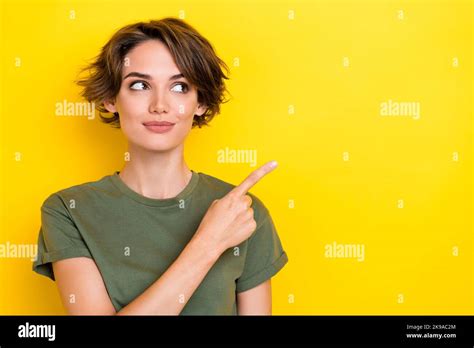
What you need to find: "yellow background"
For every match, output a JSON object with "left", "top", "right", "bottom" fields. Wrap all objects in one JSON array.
[{"left": 0, "top": 0, "right": 472, "bottom": 314}]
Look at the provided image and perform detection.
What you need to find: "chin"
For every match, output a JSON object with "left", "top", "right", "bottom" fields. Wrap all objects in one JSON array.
[{"left": 137, "top": 138, "right": 182, "bottom": 152}]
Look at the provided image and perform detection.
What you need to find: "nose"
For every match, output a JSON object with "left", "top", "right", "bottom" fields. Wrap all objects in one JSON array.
[{"left": 149, "top": 87, "right": 169, "bottom": 115}]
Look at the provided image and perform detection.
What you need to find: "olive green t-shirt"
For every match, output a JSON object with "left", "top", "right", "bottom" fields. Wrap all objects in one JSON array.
[{"left": 32, "top": 170, "right": 288, "bottom": 315}]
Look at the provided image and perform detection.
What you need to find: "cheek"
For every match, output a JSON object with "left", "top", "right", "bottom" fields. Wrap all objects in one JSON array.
[
  {"left": 116, "top": 90, "right": 146, "bottom": 115},
  {"left": 175, "top": 97, "right": 199, "bottom": 121},
  {"left": 174, "top": 122, "right": 192, "bottom": 141}
]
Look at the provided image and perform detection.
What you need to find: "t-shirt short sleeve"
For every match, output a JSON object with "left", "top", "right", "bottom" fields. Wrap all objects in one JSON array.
[
  {"left": 32, "top": 193, "right": 92, "bottom": 281},
  {"left": 236, "top": 209, "right": 289, "bottom": 293}
]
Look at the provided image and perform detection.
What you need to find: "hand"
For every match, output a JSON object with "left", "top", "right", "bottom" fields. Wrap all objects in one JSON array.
[{"left": 195, "top": 160, "right": 278, "bottom": 256}]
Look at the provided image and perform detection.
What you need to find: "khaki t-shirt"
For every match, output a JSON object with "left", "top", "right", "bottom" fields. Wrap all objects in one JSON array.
[{"left": 32, "top": 170, "right": 288, "bottom": 315}]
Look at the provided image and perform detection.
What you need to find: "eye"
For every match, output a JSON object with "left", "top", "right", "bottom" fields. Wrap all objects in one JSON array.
[
  {"left": 129, "top": 81, "right": 149, "bottom": 91},
  {"left": 171, "top": 83, "right": 189, "bottom": 94}
]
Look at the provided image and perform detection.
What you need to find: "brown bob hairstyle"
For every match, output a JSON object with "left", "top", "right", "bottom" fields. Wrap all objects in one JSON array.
[{"left": 77, "top": 18, "right": 230, "bottom": 128}]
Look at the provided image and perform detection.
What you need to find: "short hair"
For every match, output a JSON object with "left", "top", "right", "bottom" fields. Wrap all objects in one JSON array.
[{"left": 76, "top": 18, "right": 230, "bottom": 128}]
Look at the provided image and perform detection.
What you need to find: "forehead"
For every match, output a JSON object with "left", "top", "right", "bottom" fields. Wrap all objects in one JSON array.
[{"left": 122, "top": 40, "right": 181, "bottom": 77}]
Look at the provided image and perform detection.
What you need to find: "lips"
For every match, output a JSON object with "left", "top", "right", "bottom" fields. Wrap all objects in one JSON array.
[
  {"left": 142, "top": 121, "right": 176, "bottom": 134},
  {"left": 143, "top": 121, "right": 175, "bottom": 126}
]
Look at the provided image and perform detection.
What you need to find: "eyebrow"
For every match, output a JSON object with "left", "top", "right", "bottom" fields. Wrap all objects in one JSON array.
[{"left": 123, "top": 72, "right": 185, "bottom": 81}]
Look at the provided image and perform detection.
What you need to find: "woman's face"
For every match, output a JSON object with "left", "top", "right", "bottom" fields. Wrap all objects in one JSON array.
[{"left": 104, "top": 39, "right": 207, "bottom": 152}]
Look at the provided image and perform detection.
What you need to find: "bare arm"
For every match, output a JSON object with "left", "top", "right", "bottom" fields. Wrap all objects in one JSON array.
[
  {"left": 236, "top": 280, "right": 272, "bottom": 315},
  {"left": 53, "top": 233, "right": 219, "bottom": 315},
  {"left": 53, "top": 257, "right": 116, "bottom": 315}
]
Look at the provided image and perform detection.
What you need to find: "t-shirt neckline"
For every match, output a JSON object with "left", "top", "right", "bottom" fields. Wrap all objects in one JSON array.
[{"left": 109, "top": 170, "right": 200, "bottom": 207}]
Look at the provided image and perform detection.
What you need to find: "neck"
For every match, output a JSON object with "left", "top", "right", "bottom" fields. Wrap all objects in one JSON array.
[{"left": 118, "top": 142, "right": 192, "bottom": 200}]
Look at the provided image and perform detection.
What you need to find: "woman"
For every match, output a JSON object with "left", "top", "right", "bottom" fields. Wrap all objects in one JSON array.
[{"left": 33, "top": 18, "right": 288, "bottom": 315}]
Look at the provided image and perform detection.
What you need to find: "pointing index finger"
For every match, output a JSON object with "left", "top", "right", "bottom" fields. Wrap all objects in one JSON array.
[{"left": 231, "top": 160, "right": 278, "bottom": 196}]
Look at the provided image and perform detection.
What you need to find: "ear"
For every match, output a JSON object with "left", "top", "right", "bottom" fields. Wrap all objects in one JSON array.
[
  {"left": 103, "top": 99, "right": 117, "bottom": 113},
  {"left": 195, "top": 103, "right": 208, "bottom": 117}
]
